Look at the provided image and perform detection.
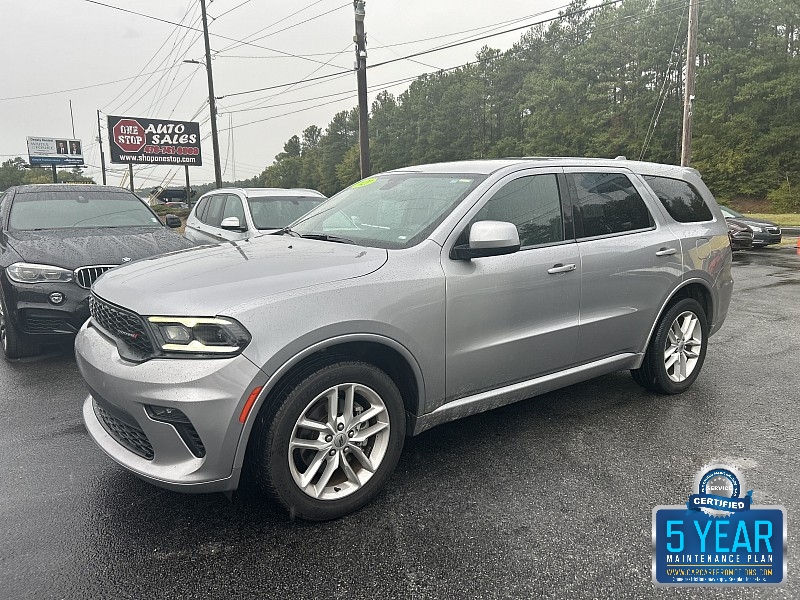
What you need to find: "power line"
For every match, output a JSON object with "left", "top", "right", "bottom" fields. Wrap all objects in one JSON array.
[
  {"left": 367, "top": 0, "right": 624, "bottom": 71},
  {"left": 221, "top": 0, "right": 625, "bottom": 100},
  {"left": 80, "top": 0, "right": 352, "bottom": 68},
  {"left": 213, "top": 0, "right": 336, "bottom": 55},
  {"left": 237, "top": 42, "right": 352, "bottom": 113},
  {"left": 103, "top": 0, "right": 197, "bottom": 113},
  {"left": 214, "top": 4, "right": 575, "bottom": 60},
  {"left": 0, "top": 65, "right": 179, "bottom": 102},
  {"left": 217, "top": 0, "right": 692, "bottom": 134},
  {"left": 215, "top": 2, "right": 351, "bottom": 55},
  {"left": 212, "top": 0, "right": 254, "bottom": 21}
]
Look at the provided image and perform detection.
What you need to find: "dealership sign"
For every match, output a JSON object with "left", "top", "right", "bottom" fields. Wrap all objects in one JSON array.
[
  {"left": 107, "top": 115, "right": 202, "bottom": 166},
  {"left": 27, "top": 137, "right": 84, "bottom": 166}
]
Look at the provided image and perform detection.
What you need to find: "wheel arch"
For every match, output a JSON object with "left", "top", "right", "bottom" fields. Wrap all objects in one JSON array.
[
  {"left": 232, "top": 333, "right": 424, "bottom": 473},
  {"left": 638, "top": 279, "right": 714, "bottom": 364}
]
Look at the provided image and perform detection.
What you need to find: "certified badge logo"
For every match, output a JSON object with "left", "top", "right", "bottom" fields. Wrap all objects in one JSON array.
[
  {"left": 689, "top": 463, "right": 751, "bottom": 517},
  {"left": 652, "top": 463, "right": 786, "bottom": 586}
]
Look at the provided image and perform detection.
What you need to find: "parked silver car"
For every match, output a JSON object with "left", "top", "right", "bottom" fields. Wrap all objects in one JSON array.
[
  {"left": 76, "top": 158, "right": 733, "bottom": 520},
  {"left": 184, "top": 187, "right": 325, "bottom": 244}
]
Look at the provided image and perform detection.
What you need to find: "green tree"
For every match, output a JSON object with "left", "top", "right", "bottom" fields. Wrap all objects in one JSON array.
[{"left": 0, "top": 157, "right": 27, "bottom": 190}]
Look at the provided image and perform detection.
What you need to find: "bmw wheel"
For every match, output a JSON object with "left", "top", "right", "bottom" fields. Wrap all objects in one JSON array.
[{"left": 0, "top": 287, "right": 38, "bottom": 359}]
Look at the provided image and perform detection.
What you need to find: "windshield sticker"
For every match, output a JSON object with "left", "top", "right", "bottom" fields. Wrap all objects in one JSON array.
[
  {"left": 450, "top": 179, "right": 473, "bottom": 184},
  {"left": 352, "top": 177, "right": 377, "bottom": 188}
]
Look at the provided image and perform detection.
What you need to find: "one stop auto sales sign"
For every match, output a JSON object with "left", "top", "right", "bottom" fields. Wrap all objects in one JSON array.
[{"left": 107, "top": 115, "right": 202, "bottom": 166}]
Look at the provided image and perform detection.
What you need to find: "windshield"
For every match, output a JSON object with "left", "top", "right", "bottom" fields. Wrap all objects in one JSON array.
[
  {"left": 720, "top": 206, "right": 743, "bottom": 218},
  {"left": 289, "top": 173, "right": 485, "bottom": 249},
  {"left": 249, "top": 196, "right": 325, "bottom": 230},
  {"left": 9, "top": 189, "right": 163, "bottom": 230}
]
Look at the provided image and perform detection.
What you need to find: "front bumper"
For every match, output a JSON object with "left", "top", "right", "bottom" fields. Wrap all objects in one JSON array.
[
  {"left": 752, "top": 230, "right": 782, "bottom": 246},
  {"left": 76, "top": 320, "right": 266, "bottom": 492},
  {"left": 1, "top": 277, "right": 90, "bottom": 342}
]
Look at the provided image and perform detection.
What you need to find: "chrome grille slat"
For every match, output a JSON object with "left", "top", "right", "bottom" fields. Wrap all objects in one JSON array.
[{"left": 74, "top": 265, "right": 118, "bottom": 289}]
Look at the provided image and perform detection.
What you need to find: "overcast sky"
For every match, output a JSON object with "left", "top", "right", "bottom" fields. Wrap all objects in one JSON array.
[{"left": 1, "top": 0, "right": 569, "bottom": 188}]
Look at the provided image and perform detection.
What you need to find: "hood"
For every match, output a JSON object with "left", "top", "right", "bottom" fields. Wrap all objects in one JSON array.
[
  {"left": 6, "top": 227, "right": 194, "bottom": 270},
  {"left": 736, "top": 216, "right": 778, "bottom": 228},
  {"left": 92, "top": 234, "right": 388, "bottom": 315},
  {"left": 725, "top": 214, "right": 777, "bottom": 228},
  {"left": 726, "top": 219, "right": 752, "bottom": 233}
]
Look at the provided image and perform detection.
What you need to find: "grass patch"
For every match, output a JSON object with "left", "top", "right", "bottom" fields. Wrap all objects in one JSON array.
[{"left": 741, "top": 213, "right": 800, "bottom": 226}]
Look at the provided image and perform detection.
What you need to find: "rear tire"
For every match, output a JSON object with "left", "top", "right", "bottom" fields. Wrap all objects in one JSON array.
[
  {"left": 250, "top": 360, "right": 405, "bottom": 521},
  {"left": 0, "top": 287, "right": 39, "bottom": 360},
  {"left": 631, "top": 298, "right": 708, "bottom": 394}
]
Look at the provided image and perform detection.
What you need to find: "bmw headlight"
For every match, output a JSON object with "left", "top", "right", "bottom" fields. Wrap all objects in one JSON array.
[
  {"left": 6, "top": 262, "right": 73, "bottom": 284},
  {"left": 147, "top": 316, "right": 251, "bottom": 356}
]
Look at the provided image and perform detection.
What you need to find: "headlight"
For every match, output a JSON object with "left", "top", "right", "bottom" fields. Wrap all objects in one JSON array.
[
  {"left": 6, "top": 262, "right": 73, "bottom": 284},
  {"left": 147, "top": 316, "right": 251, "bottom": 356},
  {"left": 749, "top": 225, "right": 762, "bottom": 232}
]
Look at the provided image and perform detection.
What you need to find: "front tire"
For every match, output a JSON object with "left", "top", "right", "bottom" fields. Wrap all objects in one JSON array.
[
  {"left": 0, "top": 287, "right": 39, "bottom": 360},
  {"left": 251, "top": 360, "right": 405, "bottom": 521},
  {"left": 631, "top": 298, "right": 708, "bottom": 394}
]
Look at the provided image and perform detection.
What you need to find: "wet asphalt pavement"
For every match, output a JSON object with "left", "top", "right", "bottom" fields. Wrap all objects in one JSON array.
[{"left": 1, "top": 246, "right": 798, "bottom": 599}]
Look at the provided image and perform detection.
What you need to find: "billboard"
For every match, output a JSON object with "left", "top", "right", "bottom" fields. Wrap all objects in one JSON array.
[
  {"left": 27, "top": 137, "right": 84, "bottom": 166},
  {"left": 107, "top": 115, "right": 202, "bottom": 166}
]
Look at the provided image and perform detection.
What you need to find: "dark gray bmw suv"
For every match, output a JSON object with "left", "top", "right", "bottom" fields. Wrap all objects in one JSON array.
[{"left": 0, "top": 184, "right": 193, "bottom": 358}]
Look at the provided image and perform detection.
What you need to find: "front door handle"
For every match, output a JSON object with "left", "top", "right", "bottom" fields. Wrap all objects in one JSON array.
[
  {"left": 548, "top": 263, "right": 577, "bottom": 274},
  {"left": 655, "top": 247, "right": 677, "bottom": 256}
]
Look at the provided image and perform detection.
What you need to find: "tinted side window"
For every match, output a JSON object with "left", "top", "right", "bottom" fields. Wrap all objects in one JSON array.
[
  {"left": 222, "top": 195, "right": 246, "bottom": 223},
  {"left": 473, "top": 174, "right": 564, "bottom": 247},
  {"left": 570, "top": 173, "right": 653, "bottom": 238},
  {"left": 194, "top": 197, "right": 209, "bottom": 222},
  {"left": 204, "top": 196, "right": 225, "bottom": 227},
  {"left": 643, "top": 175, "right": 713, "bottom": 223}
]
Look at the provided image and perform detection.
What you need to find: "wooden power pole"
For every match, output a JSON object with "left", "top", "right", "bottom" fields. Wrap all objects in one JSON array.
[
  {"left": 354, "top": 1, "right": 370, "bottom": 178},
  {"left": 681, "top": 0, "right": 700, "bottom": 167}
]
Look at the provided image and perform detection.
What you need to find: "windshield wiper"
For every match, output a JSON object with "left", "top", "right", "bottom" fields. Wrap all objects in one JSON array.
[
  {"left": 273, "top": 226, "right": 301, "bottom": 237},
  {"left": 297, "top": 233, "right": 355, "bottom": 245}
]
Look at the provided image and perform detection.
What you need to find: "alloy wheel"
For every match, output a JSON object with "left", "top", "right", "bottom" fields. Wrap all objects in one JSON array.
[
  {"left": 288, "top": 382, "right": 390, "bottom": 501},
  {"left": 663, "top": 310, "right": 703, "bottom": 382}
]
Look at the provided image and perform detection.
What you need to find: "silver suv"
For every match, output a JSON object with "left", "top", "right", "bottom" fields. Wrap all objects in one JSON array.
[{"left": 76, "top": 158, "right": 733, "bottom": 520}]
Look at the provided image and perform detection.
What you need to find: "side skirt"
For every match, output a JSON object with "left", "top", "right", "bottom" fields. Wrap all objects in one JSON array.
[{"left": 408, "top": 353, "right": 642, "bottom": 436}]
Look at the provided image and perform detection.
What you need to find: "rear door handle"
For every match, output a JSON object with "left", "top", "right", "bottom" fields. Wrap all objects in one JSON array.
[
  {"left": 655, "top": 247, "right": 677, "bottom": 256},
  {"left": 548, "top": 263, "right": 577, "bottom": 274}
]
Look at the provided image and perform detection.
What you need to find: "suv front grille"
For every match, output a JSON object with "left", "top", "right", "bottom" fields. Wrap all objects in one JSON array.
[
  {"left": 89, "top": 294, "right": 155, "bottom": 357},
  {"left": 75, "top": 265, "right": 117, "bottom": 289},
  {"left": 93, "top": 399, "right": 154, "bottom": 460}
]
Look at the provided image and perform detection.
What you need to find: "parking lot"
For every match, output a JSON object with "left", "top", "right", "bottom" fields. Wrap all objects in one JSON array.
[{"left": 1, "top": 245, "right": 798, "bottom": 599}]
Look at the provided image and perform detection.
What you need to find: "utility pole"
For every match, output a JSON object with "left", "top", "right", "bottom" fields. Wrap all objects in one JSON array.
[
  {"left": 680, "top": 0, "right": 700, "bottom": 167},
  {"left": 96, "top": 110, "right": 107, "bottom": 184},
  {"left": 354, "top": 0, "right": 370, "bottom": 178},
  {"left": 200, "top": 0, "right": 223, "bottom": 188}
]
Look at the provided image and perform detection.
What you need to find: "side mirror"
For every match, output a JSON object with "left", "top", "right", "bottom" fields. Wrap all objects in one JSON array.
[
  {"left": 452, "top": 220, "right": 521, "bottom": 260},
  {"left": 221, "top": 216, "right": 246, "bottom": 232},
  {"left": 165, "top": 214, "right": 181, "bottom": 229}
]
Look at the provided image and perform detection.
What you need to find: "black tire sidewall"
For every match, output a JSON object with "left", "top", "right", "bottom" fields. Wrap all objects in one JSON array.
[
  {"left": 262, "top": 361, "right": 406, "bottom": 520},
  {"left": 0, "top": 286, "right": 27, "bottom": 359},
  {"left": 647, "top": 298, "right": 709, "bottom": 394}
]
